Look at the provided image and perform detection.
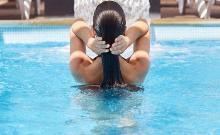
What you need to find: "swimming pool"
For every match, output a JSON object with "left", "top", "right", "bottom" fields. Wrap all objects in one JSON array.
[{"left": 0, "top": 24, "right": 220, "bottom": 135}]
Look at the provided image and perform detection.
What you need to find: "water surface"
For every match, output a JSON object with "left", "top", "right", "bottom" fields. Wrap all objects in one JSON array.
[{"left": 0, "top": 25, "right": 220, "bottom": 135}]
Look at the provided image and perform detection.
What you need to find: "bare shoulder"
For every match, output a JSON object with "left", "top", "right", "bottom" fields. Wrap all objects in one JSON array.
[
  {"left": 72, "top": 18, "right": 85, "bottom": 25},
  {"left": 137, "top": 18, "right": 148, "bottom": 23},
  {"left": 70, "top": 18, "right": 87, "bottom": 31}
]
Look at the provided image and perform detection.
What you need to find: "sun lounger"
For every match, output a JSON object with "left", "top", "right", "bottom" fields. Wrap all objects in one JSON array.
[
  {"left": 177, "top": 0, "right": 186, "bottom": 14},
  {"left": 207, "top": 0, "right": 220, "bottom": 18},
  {"left": 178, "top": 0, "right": 196, "bottom": 15},
  {"left": 177, "top": 0, "right": 210, "bottom": 18},
  {"left": 195, "top": 0, "right": 209, "bottom": 18},
  {"left": 17, "top": 0, "right": 40, "bottom": 19}
]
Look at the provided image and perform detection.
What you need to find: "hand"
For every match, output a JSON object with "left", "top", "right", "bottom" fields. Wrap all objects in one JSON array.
[
  {"left": 110, "top": 35, "right": 131, "bottom": 55},
  {"left": 87, "top": 36, "right": 110, "bottom": 55}
]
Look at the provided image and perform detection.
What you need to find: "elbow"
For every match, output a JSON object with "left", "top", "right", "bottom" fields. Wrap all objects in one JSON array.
[
  {"left": 84, "top": 76, "right": 96, "bottom": 84},
  {"left": 72, "top": 18, "right": 85, "bottom": 24},
  {"left": 83, "top": 72, "right": 100, "bottom": 84},
  {"left": 138, "top": 18, "right": 149, "bottom": 34},
  {"left": 143, "top": 24, "right": 149, "bottom": 35},
  {"left": 71, "top": 25, "right": 79, "bottom": 35},
  {"left": 71, "top": 18, "right": 85, "bottom": 34},
  {"left": 137, "top": 18, "right": 148, "bottom": 23},
  {"left": 125, "top": 74, "right": 139, "bottom": 84}
]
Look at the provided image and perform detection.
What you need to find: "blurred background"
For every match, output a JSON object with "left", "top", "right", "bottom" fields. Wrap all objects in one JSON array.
[
  {"left": 0, "top": 0, "right": 73, "bottom": 20},
  {"left": 1, "top": 0, "right": 219, "bottom": 21},
  {"left": 0, "top": 0, "right": 160, "bottom": 20},
  {"left": 161, "top": 0, "right": 220, "bottom": 19}
]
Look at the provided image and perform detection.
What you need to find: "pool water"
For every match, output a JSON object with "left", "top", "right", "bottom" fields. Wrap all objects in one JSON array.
[{"left": 0, "top": 25, "right": 220, "bottom": 135}]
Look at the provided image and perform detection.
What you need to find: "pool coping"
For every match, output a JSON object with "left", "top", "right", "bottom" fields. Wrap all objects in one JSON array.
[
  {"left": 1, "top": 18, "right": 220, "bottom": 26},
  {"left": 0, "top": 18, "right": 74, "bottom": 25},
  {"left": 151, "top": 18, "right": 220, "bottom": 26}
]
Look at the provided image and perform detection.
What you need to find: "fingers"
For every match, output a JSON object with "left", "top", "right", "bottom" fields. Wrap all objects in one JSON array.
[
  {"left": 110, "top": 43, "right": 126, "bottom": 55},
  {"left": 110, "top": 35, "right": 130, "bottom": 55},
  {"left": 97, "top": 48, "right": 109, "bottom": 55},
  {"left": 94, "top": 36, "right": 127, "bottom": 55},
  {"left": 94, "top": 36, "right": 110, "bottom": 54},
  {"left": 96, "top": 47, "right": 109, "bottom": 55},
  {"left": 112, "top": 40, "right": 125, "bottom": 48},
  {"left": 112, "top": 38, "right": 123, "bottom": 47},
  {"left": 111, "top": 49, "right": 124, "bottom": 55},
  {"left": 115, "top": 35, "right": 123, "bottom": 42},
  {"left": 95, "top": 36, "right": 107, "bottom": 47},
  {"left": 110, "top": 43, "right": 124, "bottom": 51},
  {"left": 95, "top": 36, "right": 102, "bottom": 41},
  {"left": 96, "top": 39, "right": 110, "bottom": 49},
  {"left": 96, "top": 40, "right": 105, "bottom": 46},
  {"left": 113, "top": 35, "right": 127, "bottom": 48},
  {"left": 111, "top": 41, "right": 126, "bottom": 51},
  {"left": 99, "top": 44, "right": 110, "bottom": 49}
]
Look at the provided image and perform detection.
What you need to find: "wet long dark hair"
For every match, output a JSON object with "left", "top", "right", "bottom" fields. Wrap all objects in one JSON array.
[{"left": 93, "top": 1, "right": 126, "bottom": 89}]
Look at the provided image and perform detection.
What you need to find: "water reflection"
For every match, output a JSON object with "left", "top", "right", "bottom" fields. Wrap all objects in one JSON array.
[{"left": 73, "top": 87, "right": 145, "bottom": 135}]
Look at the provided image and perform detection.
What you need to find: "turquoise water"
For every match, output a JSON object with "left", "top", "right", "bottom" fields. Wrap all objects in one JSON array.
[{"left": 0, "top": 25, "right": 220, "bottom": 135}]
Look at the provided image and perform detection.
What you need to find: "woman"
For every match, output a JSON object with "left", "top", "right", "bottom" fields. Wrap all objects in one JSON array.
[{"left": 70, "top": 1, "right": 150, "bottom": 89}]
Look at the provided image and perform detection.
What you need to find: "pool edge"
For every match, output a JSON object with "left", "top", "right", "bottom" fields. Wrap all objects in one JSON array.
[
  {"left": 1, "top": 18, "right": 220, "bottom": 26},
  {"left": 151, "top": 18, "right": 220, "bottom": 26}
]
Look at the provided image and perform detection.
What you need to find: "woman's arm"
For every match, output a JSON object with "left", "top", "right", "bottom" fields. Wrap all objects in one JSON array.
[
  {"left": 71, "top": 18, "right": 93, "bottom": 45},
  {"left": 117, "top": 19, "right": 150, "bottom": 84},
  {"left": 110, "top": 19, "right": 149, "bottom": 54},
  {"left": 70, "top": 19, "right": 103, "bottom": 84},
  {"left": 125, "top": 19, "right": 149, "bottom": 45},
  {"left": 71, "top": 18, "right": 109, "bottom": 55},
  {"left": 119, "top": 30, "right": 150, "bottom": 84}
]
